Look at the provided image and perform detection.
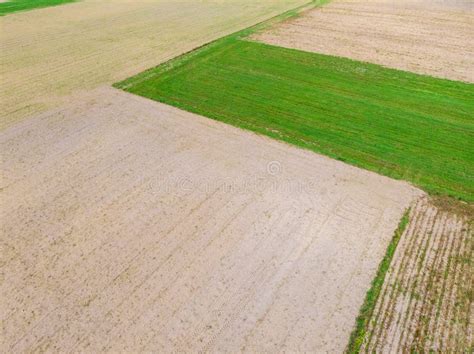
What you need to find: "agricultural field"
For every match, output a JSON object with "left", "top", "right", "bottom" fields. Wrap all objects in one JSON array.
[
  {"left": 115, "top": 0, "right": 474, "bottom": 351},
  {"left": 0, "top": 87, "right": 420, "bottom": 352},
  {"left": 1, "top": 0, "right": 473, "bottom": 352},
  {"left": 0, "top": 0, "right": 308, "bottom": 129},
  {"left": 117, "top": 38, "right": 474, "bottom": 201},
  {"left": 252, "top": 0, "right": 474, "bottom": 82},
  {"left": 358, "top": 197, "right": 473, "bottom": 352}
]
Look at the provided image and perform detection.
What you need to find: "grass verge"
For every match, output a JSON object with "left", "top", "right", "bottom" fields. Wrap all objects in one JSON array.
[
  {"left": 0, "top": 0, "right": 77, "bottom": 16},
  {"left": 345, "top": 210, "right": 411, "bottom": 353}
]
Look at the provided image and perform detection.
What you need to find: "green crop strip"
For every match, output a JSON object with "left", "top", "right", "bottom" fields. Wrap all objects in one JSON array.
[
  {"left": 116, "top": 37, "right": 474, "bottom": 201},
  {"left": 345, "top": 209, "right": 410, "bottom": 353},
  {"left": 0, "top": 0, "right": 77, "bottom": 16}
]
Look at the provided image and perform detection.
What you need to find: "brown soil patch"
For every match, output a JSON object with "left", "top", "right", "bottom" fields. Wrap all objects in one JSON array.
[
  {"left": 0, "top": 87, "right": 421, "bottom": 352},
  {"left": 362, "top": 196, "right": 473, "bottom": 352},
  {"left": 251, "top": 0, "right": 474, "bottom": 82},
  {"left": 0, "top": 0, "right": 307, "bottom": 130}
]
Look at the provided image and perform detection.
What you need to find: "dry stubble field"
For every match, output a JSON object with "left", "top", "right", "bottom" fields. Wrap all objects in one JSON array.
[
  {"left": 252, "top": 0, "right": 474, "bottom": 82},
  {"left": 0, "top": 0, "right": 307, "bottom": 130},
  {"left": 362, "top": 197, "right": 473, "bottom": 352},
  {"left": 0, "top": 87, "right": 421, "bottom": 352}
]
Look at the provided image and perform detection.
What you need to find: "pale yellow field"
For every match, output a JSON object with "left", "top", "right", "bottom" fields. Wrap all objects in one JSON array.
[
  {"left": 0, "top": 87, "right": 421, "bottom": 352},
  {"left": 0, "top": 0, "right": 307, "bottom": 130}
]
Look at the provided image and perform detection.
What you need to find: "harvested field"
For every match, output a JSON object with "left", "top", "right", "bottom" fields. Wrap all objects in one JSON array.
[
  {"left": 0, "top": 0, "right": 307, "bottom": 130},
  {"left": 0, "top": 87, "right": 421, "bottom": 352},
  {"left": 360, "top": 197, "right": 473, "bottom": 352},
  {"left": 251, "top": 0, "right": 474, "bottom": 82}
]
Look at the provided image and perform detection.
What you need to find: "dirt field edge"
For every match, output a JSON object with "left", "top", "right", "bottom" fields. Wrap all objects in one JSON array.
[{"left": 346, "top": 208, "right": 411, "bottom": 353}]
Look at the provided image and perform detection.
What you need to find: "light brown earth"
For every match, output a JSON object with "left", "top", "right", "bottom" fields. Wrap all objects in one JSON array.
[
  {"left": 362, "top": 196, "right": 473, "bottom": 352},
  {"left": 0, "top": 0, "right": 308, "bottom": 130},
  {"left": 252, "top": 0, "right": 474, "bottom": 82},
  {"left": 0, "top": 87, "right": 422, "bottom": 352}
]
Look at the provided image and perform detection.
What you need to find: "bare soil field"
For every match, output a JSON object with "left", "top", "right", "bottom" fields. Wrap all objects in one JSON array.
[
  {"left": 0, "top": 87, "right": 421, "bottom": 352},
  {"left": 252, "top": 0, "right": 474, "bottom": 82},
  {"left": 0, "top": 0, "right": 307, "bottom": 130},
  {"left": 361, "top": 196, "right": 473, "bottom": 352}
]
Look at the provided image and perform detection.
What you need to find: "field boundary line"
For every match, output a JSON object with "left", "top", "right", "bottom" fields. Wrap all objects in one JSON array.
[
  {"left": 345, "top": 208, "right": 411, "bottom": 353},
  {"left": 115, "top": 0, "right": 328, "bottom": 90}
]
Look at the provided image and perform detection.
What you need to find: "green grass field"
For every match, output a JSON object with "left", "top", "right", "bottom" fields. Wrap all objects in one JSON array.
[
  {"left": 117, "top": 38, "right": 474, "bottom": 202},
  {"left": 0, "top": 0, "right": 76, "bottom": 16}
]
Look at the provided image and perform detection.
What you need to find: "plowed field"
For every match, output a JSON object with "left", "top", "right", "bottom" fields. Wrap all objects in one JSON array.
[
  {"left": 0, "top": 87, "right": 421, "bottom": 352},
  {"left": 252, "top": 0, "right": 474, "bottom": 82}
]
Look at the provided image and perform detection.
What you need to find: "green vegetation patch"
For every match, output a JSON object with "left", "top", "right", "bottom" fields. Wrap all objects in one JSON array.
[
  {"left": 0, "top": 0, "right": 77, "bottom": 16},
  {"left": 346, "top": 209, "right": 410, "bottom": 353},
  {"left": 116, "top": 39, "right": 474, "bottom": 201}
]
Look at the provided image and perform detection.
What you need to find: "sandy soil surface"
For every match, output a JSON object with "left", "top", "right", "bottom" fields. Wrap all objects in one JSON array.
[
  {"left": 363, "top": 196, "right": 473, "bottom": 352},
  {"left": 0, "top": 87, "right": 421, "bottom": 352},
  {"left": 252, "top": 0, "right": 474, "bottom": 82},
  {"left": 0, "top": 0, "right": 307, "bottom": 130}
]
